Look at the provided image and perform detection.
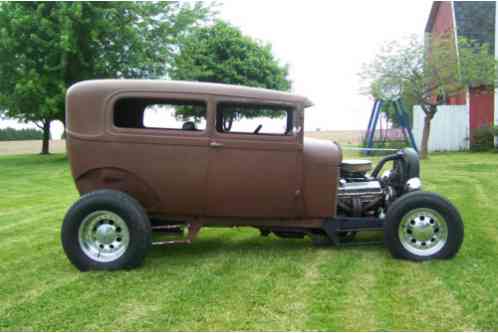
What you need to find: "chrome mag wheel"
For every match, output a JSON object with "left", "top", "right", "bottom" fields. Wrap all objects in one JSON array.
[
  {"left": 78, "top": 210, "right": 130, "bottom": 262},
  {"left": 398, "top": 208, "right": 448, "bottom": 256}
]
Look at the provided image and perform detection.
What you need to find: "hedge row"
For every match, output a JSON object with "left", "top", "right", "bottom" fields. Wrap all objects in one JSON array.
[{"left": 0, "top": 127, "right": 44, "bottom": 141}]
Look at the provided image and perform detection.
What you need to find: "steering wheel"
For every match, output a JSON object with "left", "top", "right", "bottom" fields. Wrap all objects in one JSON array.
[{"left": 254, "top": 124, "right": 262, "bottom": 134}]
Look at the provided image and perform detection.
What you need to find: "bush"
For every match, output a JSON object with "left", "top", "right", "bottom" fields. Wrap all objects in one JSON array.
[
  {"left": 471, "top": 125, "right": 496, "bottom": 151},
  {"left": 0, "top": 127, "right": 43, "bottom": 141}
]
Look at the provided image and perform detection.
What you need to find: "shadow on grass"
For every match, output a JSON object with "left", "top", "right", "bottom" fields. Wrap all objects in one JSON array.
[{"left": 147, "top": 231, "right": 386, "bottom": 262}]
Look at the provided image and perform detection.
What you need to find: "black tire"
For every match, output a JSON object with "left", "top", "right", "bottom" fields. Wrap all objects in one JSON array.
[
  {"left": 384, "top": 191, "right": 463, "bottom": 261},
  {"left": 61, "top": 190, "right": 151, "bottom": 271}
]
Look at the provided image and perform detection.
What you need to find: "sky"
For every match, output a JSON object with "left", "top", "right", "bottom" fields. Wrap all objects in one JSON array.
[
  {"left": 218, "top": 0, "right": 434, "bottom": 131},
  {"left": 0, "top": 0, "right": 434, "bottom": 138}
]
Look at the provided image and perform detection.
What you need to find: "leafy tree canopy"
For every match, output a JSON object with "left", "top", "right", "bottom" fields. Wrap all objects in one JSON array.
[
  {"left": 0, "top": 1, "right": 213, "bottom": 153},
  {"left": 171, "top": 20, "right": 291, "bottom": 122}
]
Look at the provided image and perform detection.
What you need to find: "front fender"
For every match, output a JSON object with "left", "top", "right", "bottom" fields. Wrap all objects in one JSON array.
[{"left": 302, "top": 138, "right": 342, "bottom": 218}]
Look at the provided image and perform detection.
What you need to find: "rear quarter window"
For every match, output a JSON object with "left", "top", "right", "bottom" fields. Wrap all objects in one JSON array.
[{"left": 114, "top": 98, "right": 207, "bottom": 131}]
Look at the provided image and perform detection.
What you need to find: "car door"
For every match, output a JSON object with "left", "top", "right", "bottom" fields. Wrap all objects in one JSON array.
[
  {"left": 206, "top": 99, "right": 302, "bottom": 218},
  {"left": 106, "top": 92, "right": 211, "bottom": 216}
]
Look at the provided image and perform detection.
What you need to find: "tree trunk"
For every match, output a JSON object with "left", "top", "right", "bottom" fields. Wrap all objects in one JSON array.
[
  {"left": 420, "top": 115, "right": 431, "bottom": 159},
  {"left": 41, "top": 120, "right": 51, "bottom": 155},
  {"left": 420, "top": 106, "right": 436, "bottom": 159}
]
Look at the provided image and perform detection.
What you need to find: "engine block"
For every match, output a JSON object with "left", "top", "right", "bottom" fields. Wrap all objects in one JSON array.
[{"left": 337, "top": 180, "right": 385, "bottom": 217}]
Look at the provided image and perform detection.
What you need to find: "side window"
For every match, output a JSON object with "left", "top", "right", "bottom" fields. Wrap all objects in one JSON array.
[
  {"left": 114, "top": 98, "right": 207, "bottom": 131},
  {"left": 216, "top": 102, "right": 293, "bottom": 135}
]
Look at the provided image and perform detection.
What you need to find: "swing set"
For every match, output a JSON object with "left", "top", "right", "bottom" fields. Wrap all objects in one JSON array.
[{"left": 364, "top": 99, "right": 418, "bottom": 154}]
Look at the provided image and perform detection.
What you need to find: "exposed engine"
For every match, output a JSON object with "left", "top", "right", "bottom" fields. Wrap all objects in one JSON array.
[
  {"left": 338, "top": 148, "right": 421, "bottom": 218},
  {"left": 338, "top": 160, "right": 384, "bottom": 217}
]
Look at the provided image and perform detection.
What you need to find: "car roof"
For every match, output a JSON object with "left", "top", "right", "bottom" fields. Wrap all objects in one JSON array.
[{"left": 67, "top": 79, "right": 313, "bottom": 107}]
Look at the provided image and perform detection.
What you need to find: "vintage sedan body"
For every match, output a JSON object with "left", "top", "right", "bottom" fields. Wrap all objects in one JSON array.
[{"left": 62, "top": 80, "right": 464, "bottom": 271}]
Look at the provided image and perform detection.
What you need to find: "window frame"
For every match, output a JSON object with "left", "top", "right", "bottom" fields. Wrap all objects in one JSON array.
[
  {"left": 141, "top": 100, "right": 207, "bottom": 131},
  {"left": 214, "top": 99, "right": 297, "bottom": 140},
  {"left": 107, "top": 92, "right": 211, "bottom": 138}
]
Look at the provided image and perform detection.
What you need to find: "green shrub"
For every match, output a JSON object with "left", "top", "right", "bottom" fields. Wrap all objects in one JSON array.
[
  {"left": 471, "top": 126, "right": 495, "bottom": 151},
  {"left": 0, "top": 127, "right": 43, "bottom": 141}
]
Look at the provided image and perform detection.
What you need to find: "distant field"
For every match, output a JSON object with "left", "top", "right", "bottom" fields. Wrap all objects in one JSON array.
[
  {"left": 0, "top": 132, "right": 363, "bottom": 156},
  {"left": 304, "top": 130, "right": 364, "bottom": 145},
  {"left": 0, "top": 140, "right": 66, "bottom": 155},
  {"left": 1, "top": 152, "right": 498, "bottom": 330}
]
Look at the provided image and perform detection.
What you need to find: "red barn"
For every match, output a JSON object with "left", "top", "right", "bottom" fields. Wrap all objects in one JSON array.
[{"left": 425, "top": 1, "right": 497, "bottom": 144}]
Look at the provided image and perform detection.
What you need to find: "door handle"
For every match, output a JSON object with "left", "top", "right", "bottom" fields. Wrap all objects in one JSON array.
[{"left": 209, "top": 141, "right": 224, "bottom": 148}]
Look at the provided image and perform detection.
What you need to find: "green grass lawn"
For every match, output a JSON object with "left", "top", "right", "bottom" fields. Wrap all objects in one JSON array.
[{"left": 1, "top": 152, "right": 498, "bottom": 331}]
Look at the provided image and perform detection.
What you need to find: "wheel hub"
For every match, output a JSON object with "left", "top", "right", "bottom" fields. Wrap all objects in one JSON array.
[
  {"left": 78, "top": 210, "right": 130, "bottom": 263},
  {"left": 410, "top": 218, "right": 435, "bottom": 241},
  {"left": 95, "top": 224, "right": 117, "bottom": 244},
  {"left": 398, "top": 208, "right": 448, "bottom": 256}
]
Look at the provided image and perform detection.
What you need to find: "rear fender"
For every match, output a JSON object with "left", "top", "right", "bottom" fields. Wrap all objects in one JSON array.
[{"left": 75, "top": 167, "right": 160, "bottom": 212}]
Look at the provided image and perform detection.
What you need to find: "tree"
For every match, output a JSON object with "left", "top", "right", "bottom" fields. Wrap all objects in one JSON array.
[
  {"left": 171, "top": 21, "right": 291, "bottom": 127},
  {"left": 0, "top": 2, "right": 213, "bottom": 154},
  {"left": 360, "top": 34, "right": 496, "bottom": 158},
  {"left": 378, "top": 82, "right": 416, "bottom": 129}
]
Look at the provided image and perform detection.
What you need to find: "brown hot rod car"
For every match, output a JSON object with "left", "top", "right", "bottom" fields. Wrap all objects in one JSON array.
[{"left": 62, "top": 80, "right": 463, "bottom": 271}]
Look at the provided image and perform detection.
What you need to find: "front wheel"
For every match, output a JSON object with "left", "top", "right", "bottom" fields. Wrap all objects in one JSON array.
[
  {"left": 61, "top": 190, "right": 151, "bottom": 271},
  {"left": 384, "top": 191, "right": 463, "bottom": 261}
]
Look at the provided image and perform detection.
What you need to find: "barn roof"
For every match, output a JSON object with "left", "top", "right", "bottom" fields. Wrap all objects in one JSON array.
[
  {"left": 453, "top": 1, "right": 495, "bottom": 50},
  {"left": 425, "top": 1, "right": 442, "bottom": 33}
]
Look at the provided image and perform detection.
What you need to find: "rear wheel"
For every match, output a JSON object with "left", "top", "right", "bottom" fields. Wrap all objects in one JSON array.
[
  {"left": 384, "top": 191, "right": 463, "bottom": 261},
  {"left": 61, "top": 190, "right": 151, "bottom": 271}
]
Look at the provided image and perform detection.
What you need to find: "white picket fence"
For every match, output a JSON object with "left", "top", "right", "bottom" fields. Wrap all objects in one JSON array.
[{"left": 412, "top": 105, "right": 469, "bottom": 152}]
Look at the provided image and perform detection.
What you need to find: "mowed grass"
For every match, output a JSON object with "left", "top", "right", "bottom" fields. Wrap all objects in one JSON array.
[{"left": 1, "top": 152, "right": 498, "bottom": 331}]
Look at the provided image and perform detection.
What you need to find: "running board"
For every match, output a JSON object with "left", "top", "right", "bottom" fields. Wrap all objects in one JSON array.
[
  {"left": 323, "top": 217, "right": 384, "bottom": 232},
  {"left": 322, "top": 217, "right": 384, "bottom": 245}
]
